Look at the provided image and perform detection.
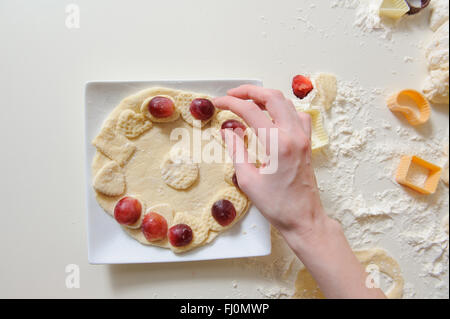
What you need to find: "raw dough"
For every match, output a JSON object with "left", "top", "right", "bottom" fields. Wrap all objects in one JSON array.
[
  {"left": 93, "top": 161, "right": 125, "bottom": 197},
  {"left": 140, "top": 95, "right": 180, "bottom": 123},
  {"left": 293, "top": 248, "right": 404, "bottom": 299},
  {"left": 92, "top": 87, "right": 250, "bottom": 253},
  {"left": 312, "top": 73, "right": 338, "bottom": 110},
  {"left": 116, "top": 109, "right": 152, "bottom": 139},
  {"left": 160, "top": 149, "right": 199, "bottom": 190},
  {"left": 423, "top": 21, "right": 449, "bottom": 104},
  {"left": 174, "top": 91, "right": 215, "bottom": 127},
  {"left": 92, "top": 120, "right": 137, "bottom": 166}
]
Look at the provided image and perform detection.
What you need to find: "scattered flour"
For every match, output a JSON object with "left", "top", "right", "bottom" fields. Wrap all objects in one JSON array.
[
  {"left": 231, "top": 0, "right": 449, "bottom": 299},
  {"left": 234, "top": 76, "right": 449, "bottom": 299}
]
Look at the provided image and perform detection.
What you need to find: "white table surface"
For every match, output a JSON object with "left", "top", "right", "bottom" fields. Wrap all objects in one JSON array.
[{"left": 0, "top": 0, "right": 448, "bottom": 298}]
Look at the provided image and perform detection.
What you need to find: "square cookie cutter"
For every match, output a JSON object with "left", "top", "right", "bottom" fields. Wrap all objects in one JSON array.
[{"left": 396, "top": 155, "right": 442, "bottom": 194}]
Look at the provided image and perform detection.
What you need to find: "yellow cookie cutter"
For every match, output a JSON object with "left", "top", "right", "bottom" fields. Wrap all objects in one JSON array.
[
  {"left": 396, "top": 155, "right": 442, "bottom": 194},
  {"left": 296, "top": 107, "right": 329, "bottom": 151},
  {"left": 387, "top": 90, "right": 431, "bottom": 126}
]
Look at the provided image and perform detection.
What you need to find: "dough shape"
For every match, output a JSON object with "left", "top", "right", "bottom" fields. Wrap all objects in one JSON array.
[
  {"left": 160, "top": 148, "right": 199, "bottom": 190},
  {"left": 140, "top": 95, "right": 180, "bottom": 123},
  {"left": 423, "top": 21, "right": 449, "bottom": 105},
  {"left": 174, "top": 91, "right": 215, "bottom": 127},
  {"left": 116, "top": 109, "right": 152, "bottom": 139},
  {"left": 203, "top": 187, "right": 249, "bottom": 231},
  {"left": 223, "top": 163, "right": 235, "bottom": 185},
  {"left": 92, "top": 87, "right": 250, "bottom": 253},
  {"left": 170, "top": 212, "right": 209, "bottom": 253},
  {"left": 211, "top": 110, "right": 250, "bottom": 150},
  {"left": 92, "top": 121, "right": 136, "bottom": 166},
  {"left": 93, "top": 161, "right": 126, "bottom": 197},
  {"left": 293, "top": 248, "right": 404, "bottom": 299},
  {"left": 120, "top": 196, "right": 145, "bottom": 230},
  {"left": 312, "top": 73, "right": 337, "bottom": 110}
]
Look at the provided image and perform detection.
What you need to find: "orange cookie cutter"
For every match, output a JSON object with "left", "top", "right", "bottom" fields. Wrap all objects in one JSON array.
[
  {"left": 396, "top": 155, "right": 442, "bottom": 194},
  {"left": 387, "top": 90, "right": 431, "bottom": 126}
]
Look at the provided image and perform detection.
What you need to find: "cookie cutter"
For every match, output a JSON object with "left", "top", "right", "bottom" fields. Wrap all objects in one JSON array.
[
  {"left": 387, "top": 89, "right": 431, "bottom": 126},
  {"left": 295, "top": 106, "right": 329, "bottom": 151},
  {"left": 379, "top": 0, "right": 410, "bottom": 19},
  {"left": 396, "top": 155, "right": 442, "bottom": 194}
]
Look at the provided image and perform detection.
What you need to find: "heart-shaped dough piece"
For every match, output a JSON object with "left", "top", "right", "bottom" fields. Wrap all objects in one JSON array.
[
  {"left": 93, "top": 161, "right": 126, "bottom": 197},
  {"left": 116, "top": 109, "right": 152, "bottom": 139}
]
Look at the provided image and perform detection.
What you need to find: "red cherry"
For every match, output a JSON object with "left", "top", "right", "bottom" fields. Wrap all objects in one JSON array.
[
  {"left": 169, "top": 224, "right": 193, "bottom": 247},
  {"left": 190, "top": 98, "right": 215, "bottom": 120},
  {"left": 292, "top": 75, "right": 314, "bottom": 99},
  {"left": 142, "top": 212, "right": 168, "bottom": 242},
  {"left": 148, "top": 96, "right": 175, "bottom": 118},
  {"left": 221, "top": 120, "right": 246, "bottom": 132},
  {"left": 114, "top": 197, "right": 142, "bottom": 226},
  {"left": 211, "top": 200, "right": 236, "bottom": 227}
]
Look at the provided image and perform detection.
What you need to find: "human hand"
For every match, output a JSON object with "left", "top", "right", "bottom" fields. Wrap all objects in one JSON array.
[
  {"left": 213, "top": 85, "right": 328, "bottom": 240},
  {"left": 214, "top": 85, "right": 386, "bottom": 299}
]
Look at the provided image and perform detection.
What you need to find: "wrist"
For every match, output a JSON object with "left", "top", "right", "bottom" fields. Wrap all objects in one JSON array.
[{"left": 280, "top": 212, "right": 342, "bottom": 259}]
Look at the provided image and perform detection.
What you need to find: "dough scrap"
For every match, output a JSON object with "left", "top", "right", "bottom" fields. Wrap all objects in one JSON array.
[
  {"left": 293, "top": 248, "right": 404, "bottom": 299},
  {"left": 116, "top": 109, "right": 152, "bottom": 139},
  {"left": 174, "top": 91, "right": 214, "bottom": 127},
  {"left": 312, "top": 73, "right": 337, "bottom": 110},
  {"left": 140, "top": 95, "right": 180, "bottom": 123},
  {"left": 93, "top": 162, "right": 125, "bottom": 197},
  {"left": 423, "top": 21, "right": 449, "bottom": 105},
  {"left": 160, "top": 149, "right": 199, "bottom": 190},
  {"left": 92, "top": 121, "right": 137, "bottom": 166}
]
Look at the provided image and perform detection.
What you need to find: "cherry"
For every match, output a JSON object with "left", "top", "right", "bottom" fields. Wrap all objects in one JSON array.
[
  {"left": 292, "top": 75, "right": 314, "bottom": 99},
  {"left": 169, "top": 224, "right": 193, "bottom": 247},
  {"left": 190, "top": 98, "right": 215, "bottom": 120},
  {"left": 221, "top": 120, "right": 246, "bottom": 132},
  {"left": 142, "top": 212, "right": 168, "bottom": 242},
  {"left": 148, "top": 96, "right": 175, "bottom": 118},
  {"left": 211, "top": 199, "right": 236, "bottom": 227},
  {"left": 114, "top": 197, "right": 142, "bottom": 226}
]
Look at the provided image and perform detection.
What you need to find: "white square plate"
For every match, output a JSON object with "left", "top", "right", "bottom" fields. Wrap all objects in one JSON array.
[{"left": 84, "top": 80, "right": 271, "bottom": 264}]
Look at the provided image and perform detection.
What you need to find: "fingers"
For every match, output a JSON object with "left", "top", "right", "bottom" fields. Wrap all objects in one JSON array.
[
  {"left": 227, "top": 85, "right": 298, "bottom": 126},
  {"left": 297, "top": 111, "right": 312, "bottom": 140},
  {"left": 213, "top": 96, "right": 274, "bottom": 130},
  {"left": 223, "top": 129, "right": 258, "bottom": 187}
]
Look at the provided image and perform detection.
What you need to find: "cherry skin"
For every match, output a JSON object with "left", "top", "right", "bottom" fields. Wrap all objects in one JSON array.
[
  {"left": 190, "top": 98, "right": 215, "bottom": 120},
  {"left": 221, "top": 120, "right": 246, "bottom": 132},
  {"left": 114, "top": 197, "right": 142, "bottom": 226},
  {"left": 142, "top": 212, "right": 168, "bottom": 242},
  {"left": 169, "top": 224, "right": 193, "bottom": 247},
  {"left": 148, "top": 96, "right": 175, "bottom": 118},
  {"left": 211, "top": 199, "right": 236, "bottom": 227}
]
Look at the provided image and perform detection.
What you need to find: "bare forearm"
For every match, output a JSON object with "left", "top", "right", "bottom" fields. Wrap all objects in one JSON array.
[{"left": 281, "top": 214, "right": 386, "bottom": 299}]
